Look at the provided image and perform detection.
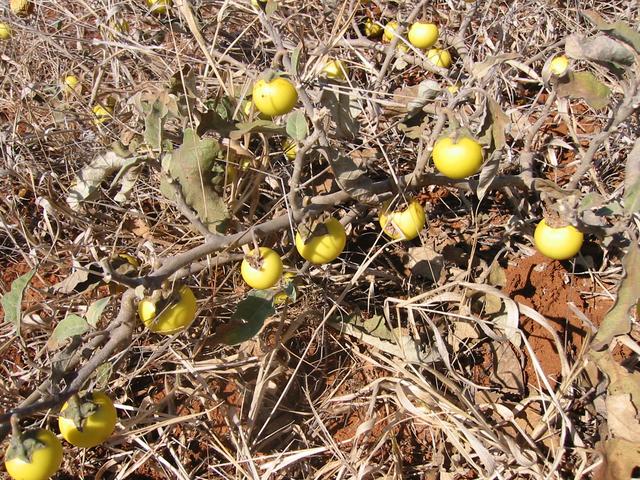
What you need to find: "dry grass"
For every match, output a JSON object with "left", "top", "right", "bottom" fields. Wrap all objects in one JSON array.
[{"left": 1, "top": 0, "right": 639, "bottom": 479}]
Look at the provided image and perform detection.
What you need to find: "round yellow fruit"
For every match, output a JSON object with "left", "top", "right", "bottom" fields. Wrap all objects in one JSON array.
[
  {"left": 63, "top": 75, "right": 80, "bottom": 95},
  {"left": 322, "top": 59, "right": 348, "bottom": 81},
  {"left": 0, "top": 23, "right": 12, "bottom": 40},
  {"left": 364, "top": 18, "right": 382, "bottom": 38},
  {"left": 282, "top": 138, "right": 298, "bottom": 160},
  {"left": 295, "top": 217, "right": 346, "bottom": 265},
  {"left": 383, "top": 21, "right": 399, "bottom": 43},
  {"left": 92, "top": 104, "right": 113, "bottom": 125},
  {"left": 58, "top": 392, "right": 117, "bottom": 448},
  {"left": 4, "top": 429, "right": 63, "bottom": 480},
  {"left": 427, "top": 48, "right": 452, "bottom": 68},
  {"left": 252, "top": 77, "right": 298, "bottom": 117},
  {"left": 147, "top": 0, "right": 171, "bottom": 14},
  {"left": 549, "top": 55, "right": 569, "bottom": 76},
  {"left": 432, "top": 135, "right": 483, "bottom": 179},
  {"left": 241, "top": 247, "right": 283, "bottom": 290},
  {"left": 407, "top": 22, "right": 438, "bottom": 49},
  {"left": 534, "top": 219, "right": 584, "bottom": 260},
  {"left": 138, "top": 285, "right": 197, "bottom": 334},
  {"left": 10, "top": 0, "right": 31, "bottom": 16},
  {"left": 379, "top": 198, "right": 426, "bottom": 241}
]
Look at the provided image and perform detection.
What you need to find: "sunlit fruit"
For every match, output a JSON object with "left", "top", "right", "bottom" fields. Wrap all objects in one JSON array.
[
  {"left": 241, "top": 247, "right": 283, "bottom": 290},
  {"left": 379, "top": 198, "right": 426, "bottom": 240},
  {"left": 63, "top": 75, "right": 80, "bottom": 95},
  {"left": 549, "top": 55, "right": 569, "bottom": 76},
  {"left": 407, "top": 22, "right": 438, "bottom": 49},
  {"left": 138, "top": 285, "right": 197, "bottom": 334},
  {"left": 10, "top": 0, "right": 31, "bottom": 16},
  {"left": 147, "top": 0, "right": 171, "bottom": 14},
  {"left": 427, "top": 48, "right": 452, "bottom": 68},
  {"left": 252, "top": 77, "right": 298, "bottom": 117},
  {"left": 92, "top": 104, "right": 113, "bottom": 125},
  {"left": 383, "top": 21, "right": 399, "bottom": 43},
  {"left": 58, "top": 392, "right": 117, "bottom": 448},
  {"left": 364, "top": 18, "right": 382, "bottom": 38},
  {"left": 322, "top": 59, "right": 348, "bottom": 81},
  {"left": 534, "top": 219, "right": 584, "bottom": 260},
  {"left": 4, "top": 429, "right": 63, "bottom": 480},
  {"left": 0, "top": 23, "right": 12, "bottom": 40},
  {"left": 447, "top": 83, "right": 460, "bottom": 94},
  {"left": 282, "top": 138, "right": 298, "bottom": 160},
  {"left": 432, "top": 135, "right": 483, "bottom": 179},
  {"left": 295, "top": 217, "right": 346, "bottom": 265}
]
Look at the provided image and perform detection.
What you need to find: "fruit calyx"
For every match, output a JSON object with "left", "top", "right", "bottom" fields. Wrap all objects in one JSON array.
[
  {"left": 245, "top": 249, "right": 265, "bottom": 269},
  {"left": 6, "top": 420, "right": 44, "bottom": 463},
  {"left": 60, "top": 393, "right": 98, "bottom": 432}
]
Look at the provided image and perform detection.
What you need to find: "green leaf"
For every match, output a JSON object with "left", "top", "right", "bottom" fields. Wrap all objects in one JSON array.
[
  {"left": 329, "top": 151, "right": 380, "bottom": 205},
  {"left": 144, "top": 98, "right": 168, "bottom": 149},
  {"left": 286, "top": 110, "right": 308, "bottom": 141},
  {"left": 579, "top": 192, "right": 605, "bottom": 212},
  {"left": 1, "top": 269, "right": 36, "bottom": 335},
  {"left": 592, "top": 243, "right": 640, "bottom": 351},
  {"left": 556, "top": 71, "right": 611, "bottom": 109},
  {"left": 197, "top": 109, "right": 235, "bottom": 137},
  {"left": 476, "top": 150, "right": 502, "bottom": 202},
  {"left": 624, "top": 139, "right": 640, "bottom": 214},
  {"left": 160, "top": 128, "right": 229, "bottom": 233},
  {"left": 211, "top": 290, "right": 275, "bottom": 345},
  {"left": 93, "top": 362, "right": 112, "bottom": 390},
  {"left": 290, "top": 43, "right": 302, "bottom": 78},
  {"left": 230, "top": 119, "right": 286, "bottom": 139},
  {"left": 565, "top": 33, "right": 635, "bottom": 71},
  {"left": 583, "top": 10, "right": 640, "bottom": 53},
  {"left": 49, "top": 314, "right": 90, "bottom": 348},
  {"left": 86, "top": 297, "right": 111, "bottom": 328},
  {"left": 319, "top": 90, "right": 360, "bottom": 140},
  {"left": 624, "top": 179, "right": 640, "bottom": 215}
]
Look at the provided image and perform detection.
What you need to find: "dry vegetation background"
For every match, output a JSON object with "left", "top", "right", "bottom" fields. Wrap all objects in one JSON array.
[{"left": 1, "top": 0, "right": 640, "bottom": 479}]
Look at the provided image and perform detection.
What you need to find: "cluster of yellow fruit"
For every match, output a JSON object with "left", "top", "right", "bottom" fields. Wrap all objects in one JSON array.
[
  {"left": 4, "top": 392, "right": 117, "bottom": 480},
  {"left": 364, "top": 18, "right": 452, "bottom": 68}
]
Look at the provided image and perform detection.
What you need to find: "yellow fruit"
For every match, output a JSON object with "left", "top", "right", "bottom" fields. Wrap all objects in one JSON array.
[
  {"left": 4, "top": 429, "right": 63, "bottom": 480},
  {"left": 379, "top": 198, "right": 426, "bottom": 241},
  {"left": 427, "top": 48, "right": 452, "bottom": 68},
  {"left": 549, "top": 55, "right": 569, "bottom": 76},
  {"left": 295, "top": 218, "right": 346, "bottom": 265},
  {"left": 92, "top": 104, "right": 113, "bottom": 125},
  {"left": 364, "top": 18, "right": 382, "bottom": 38},
  {"left": 58, "top": 392, "right": 117, "bottom": 448},
  {"left": 147, "top": 0, "right": 171, "bottom": 14},
  {"left": 138, "top": 285, "right": 198, "bottom": 335},
  {"left": 282, "top": 138, "right": 298, "bottom": 160},
  {"left": 0, "top": 23, "right": 12, "bottom": 40},
  {"left": 252, "top": 77, "right": 298, "bottom": 117},
  {"left": 534, "top": 219, "right": 584, "bottom": 260},
  {"left": 432, "top": 135, "right": 483, "bottom": 179},
  {"left": 322, "top": 59, "right": 348, "bottom": 81},
  {"left": 63, "top": 75, "right": 80, "bottom": 95},
  {"left": 447, "top": 83, "right": 460, "bottom": 94},
  {"left": 383, "top": 21, "right": 399, "bottom": 43},
  {"left": 407, "top": 22, "right": 438, "bottom": 49},
  {"left": 10, "top": 0, "right": 31, "bottom": 16},
  {"left": 241, "top": 247, "right": 283, "bottom": 290}
]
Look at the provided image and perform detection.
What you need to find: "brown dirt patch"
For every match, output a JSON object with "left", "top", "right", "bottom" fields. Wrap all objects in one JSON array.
[{"left": 503, "top": 252, "right": 613, "bottom": 385}]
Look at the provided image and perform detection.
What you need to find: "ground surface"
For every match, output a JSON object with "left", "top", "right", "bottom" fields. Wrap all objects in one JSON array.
[{"left": 1, "top": 0, "right": 639, "bottom": 479}]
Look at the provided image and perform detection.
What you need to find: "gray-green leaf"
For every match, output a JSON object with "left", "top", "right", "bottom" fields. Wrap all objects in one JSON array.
[{"left": 1, "top": 269, "right": 36, "bottom": 336}]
